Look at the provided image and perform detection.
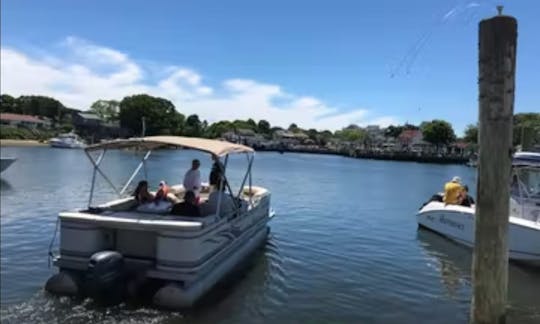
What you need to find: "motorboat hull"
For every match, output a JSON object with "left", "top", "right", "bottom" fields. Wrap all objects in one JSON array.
[
  {"left": 417, "top": 202, "right": 540, "bottom": 264},
  {"left": 0, "top": 157, "right": 16, "bottom": 173},
  {"left": 49, "top": 140, "right": 85, "bottom": 149},
  {"left": 46, "top": 186, "right": 273, "bottom": 308}
]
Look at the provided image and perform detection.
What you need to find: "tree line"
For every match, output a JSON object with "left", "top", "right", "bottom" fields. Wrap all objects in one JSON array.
[{"left": 1, "top": 93, "right": 538, "bottom": 148}]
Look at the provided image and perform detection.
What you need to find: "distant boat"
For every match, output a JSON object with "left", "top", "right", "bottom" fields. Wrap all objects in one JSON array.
[
  {"left": 466, "top": 159, "right": 477, "bottom": 167},
  {"left": 0, "top": 157, "right": 16, "bottom": 173},
  {"left": 49, "top": 132, "right": 86, "bottom": 149},
  {"left": 466, "top": 155, "right": 478, "bottom": 167}
]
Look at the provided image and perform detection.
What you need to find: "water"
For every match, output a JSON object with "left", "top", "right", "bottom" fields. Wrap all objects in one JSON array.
[{"left": 1, "top": 147, "right": 539, "bottom": 323}]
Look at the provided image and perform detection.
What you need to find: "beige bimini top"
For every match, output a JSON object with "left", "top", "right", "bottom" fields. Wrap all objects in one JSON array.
[{"left": 85, "top": 136, "right": 254, "bottom": 157}]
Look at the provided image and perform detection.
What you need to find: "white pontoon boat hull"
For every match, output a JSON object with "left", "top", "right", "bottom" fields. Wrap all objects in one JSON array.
[
  {"left": 46, "top": 186, "right": 273, "bottom": 307},
  {"left": 417, "top": 202, "right": 540, "bottom": 264}
]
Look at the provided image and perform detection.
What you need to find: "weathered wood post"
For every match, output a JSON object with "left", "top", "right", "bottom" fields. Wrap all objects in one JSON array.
[{"left": 470, "top": 6, "right": 517, "bottom": 324}]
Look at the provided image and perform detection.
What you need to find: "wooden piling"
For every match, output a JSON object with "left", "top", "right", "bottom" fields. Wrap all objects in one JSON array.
[{"left": 470, "top": 8, "right": 517, "bottom": 324}]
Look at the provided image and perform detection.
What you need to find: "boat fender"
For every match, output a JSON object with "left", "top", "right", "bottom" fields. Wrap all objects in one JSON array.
[
  {"left": 45, "top": 270, "right": 80, "bottom": 296},
  {"left": 85, "top": 250, "right": 125, "bottom": 303}
]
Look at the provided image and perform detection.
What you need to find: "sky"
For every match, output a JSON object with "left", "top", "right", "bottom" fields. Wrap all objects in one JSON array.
[{"left": 1, "top": 0, "right": 539, "bottom": 134}]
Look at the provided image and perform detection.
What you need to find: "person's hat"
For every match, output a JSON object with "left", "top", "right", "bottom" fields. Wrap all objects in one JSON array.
[
  {"left": 451, "top": 176, "right": 461, "bottom": 183},
  {"left": 159, "top": 180, "right": 166, "bottom": 187}
]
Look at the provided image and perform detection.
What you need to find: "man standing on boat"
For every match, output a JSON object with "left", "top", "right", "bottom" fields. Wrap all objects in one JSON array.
[
  {"left": 210, "top": 154, "right": 225, "bottom": 190},
  {"left": 184, "top": 159, "right": 202, "bottom": 203}
]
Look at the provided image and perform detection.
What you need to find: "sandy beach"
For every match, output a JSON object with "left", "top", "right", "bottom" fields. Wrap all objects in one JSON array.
[{"left": 0, "top": 139, "right": 48, "bottom": 147}]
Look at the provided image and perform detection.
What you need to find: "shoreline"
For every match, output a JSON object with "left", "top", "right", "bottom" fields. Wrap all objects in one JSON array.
[
  {"left": 0, "top": 139, "right": 469, "bottom": 165},
  {"left": 0, "top": 139, "right": 48, "bottom": 147},
  {"left": 255, "top": 147, "right": 469, "bottom": 165}
]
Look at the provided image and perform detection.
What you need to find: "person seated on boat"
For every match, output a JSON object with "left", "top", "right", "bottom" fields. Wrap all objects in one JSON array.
[
  {"left": 460, "top": 185, "right": 475, "bottom": 207},
  {"left": 443, "top": 176, "right": 464, "bottom": 205},
  {"left": 183, "top": 159, "right": 202, "bottom": 204},
  {"left": 204, "top": 181, "right": 236, "bottom": 216},
  {"left": 154, "top": 180, "right": 170, "bottom": 204},
  {"left": 133, "top": 180, "right": 154, "bottom": 204},
  {"left": 171, "top": 190, "right": 201, "bottom": 217},
  {"left": 209, "top": 154, "right": 225, "bottom": 191}
]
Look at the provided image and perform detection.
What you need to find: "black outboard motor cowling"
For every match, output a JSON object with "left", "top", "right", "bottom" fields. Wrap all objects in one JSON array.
[{"left": 85, "top": 251, "right": 125, "bottom": 303}]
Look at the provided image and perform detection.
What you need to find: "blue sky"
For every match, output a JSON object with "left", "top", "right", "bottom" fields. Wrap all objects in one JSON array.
[{"left": 1, "top": 0, "right": 539, "bottom": 134}]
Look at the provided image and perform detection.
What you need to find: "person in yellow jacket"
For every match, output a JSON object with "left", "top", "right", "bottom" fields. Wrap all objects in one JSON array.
[{"left": 443, "top": 176, "right": 464, "bottom": 205}]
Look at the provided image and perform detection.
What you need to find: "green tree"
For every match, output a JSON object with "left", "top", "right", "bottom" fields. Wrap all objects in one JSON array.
[
  {"left": 464, "top": 124, "right": 478, "bottom": 143},
  {"left": 513, "top": 113, "right": 540, "bottom": 149},
  {"left": 205, "top": 121, "right": 235, "bottom": 138},
  {"left": 420, "top": 119, "right": 456, "bottom": 149},
  {"left": 231, "top": 119, "right": 257, "bottom": 131},
  {"left": 16, "top": 95, "right": 66, "bottom": 121},
  {"left": 257, "top": 120, "right": 271, "bottom": 134},
  {"left": 184, "top": 114, "right": 202, "bottom": 137},
  {"left": 335, "top": 125, "right": 366, "bottom": 142},
  {"left": 246, "top": 118, "right": 257, "bottom": 130},
  {"left": 119, "top": 94, "right": 184, "bottom": 136},
  {"left": 90, "top": 100, "right": 120, "bottom": 122},
  {"left": 288, "top": 123, "right": 299, "bottom": 132},
  {"left": 385, "top": 125, "right": 404, "bottom": 138},
  {"left": 0, "top": 94, "right": 16, "bottom": 112}
]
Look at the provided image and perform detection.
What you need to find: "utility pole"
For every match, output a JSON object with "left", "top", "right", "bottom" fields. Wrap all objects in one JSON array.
[{"left": 470, "top": 5, "right": 517, "bottom": 324}]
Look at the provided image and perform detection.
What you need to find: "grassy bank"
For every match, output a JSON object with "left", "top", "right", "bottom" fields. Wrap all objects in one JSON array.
[
  {"left": 0, "top": 126, "right": 54, "bottom": 141},
  {"left": 0, "top": 139, "right": 48, "bottom": 147}
]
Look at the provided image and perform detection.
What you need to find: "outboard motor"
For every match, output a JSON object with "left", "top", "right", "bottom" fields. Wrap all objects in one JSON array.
[{"left": 85, "top": 251, "right": 125, "bottom": 304}]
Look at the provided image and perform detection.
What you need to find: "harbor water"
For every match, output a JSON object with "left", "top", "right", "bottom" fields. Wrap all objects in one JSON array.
[{"left": 1, "top": 147, "right": 539, "bottom": 323}]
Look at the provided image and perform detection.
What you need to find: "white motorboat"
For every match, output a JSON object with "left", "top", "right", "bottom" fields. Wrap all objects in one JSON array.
[
  {"left": 0, "top": 157, "right": 16, "bottom": 173},
  {"left": 417, "top": 152, "right": 540, "bottom": 265},
  {"left": 45, "top": 136, "right": 274, "bottom": 308},
  {"left": 49, "top": 132, "right": 86, "bottom": 149}
]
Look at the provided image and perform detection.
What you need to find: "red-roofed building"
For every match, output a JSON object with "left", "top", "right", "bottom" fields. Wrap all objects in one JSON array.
[{"left": 0, "top": 113, "right": 51, "bottom": 129}]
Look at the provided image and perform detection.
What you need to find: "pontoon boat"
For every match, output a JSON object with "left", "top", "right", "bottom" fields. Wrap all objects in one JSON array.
[
  {"left": 45, "top": 136, "right": 274, "bottom": 308},
  {"left": 417, "top": 152, "right": 540, "bottom": 265}
]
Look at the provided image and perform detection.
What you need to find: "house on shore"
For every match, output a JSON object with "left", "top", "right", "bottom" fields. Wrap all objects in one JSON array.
[
  {"left": 70, "top": 111, "right": 127, "bottom": 143},
  {"left": 397, "top": 129, "right": 433, "bottom": 152},
  {"left": 222, "top": 128, "right": 266, "bottom": 147},
  {"left": 0, "top": 113, "right": 52, "bottom": 129}
]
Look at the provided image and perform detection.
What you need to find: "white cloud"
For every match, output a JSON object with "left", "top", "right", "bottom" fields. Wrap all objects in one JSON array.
[{"left": 0, "top": 37, "right": 399, "bottom": 130}]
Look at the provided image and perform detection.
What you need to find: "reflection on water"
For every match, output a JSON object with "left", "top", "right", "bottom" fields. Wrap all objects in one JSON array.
[
  {"left": 417, "top": 229, "right": 540, "bottom": 323},
  {"left": 0, "top": 179, "right": 13, "bottom": 193}
]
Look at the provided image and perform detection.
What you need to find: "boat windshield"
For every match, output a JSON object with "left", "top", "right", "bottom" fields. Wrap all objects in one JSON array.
[
  {"left": 59, "top": 134, "right": 77, "bottom": 139},
  {"left": 511, "top": 167, "right": 540, "bottom": 202}
]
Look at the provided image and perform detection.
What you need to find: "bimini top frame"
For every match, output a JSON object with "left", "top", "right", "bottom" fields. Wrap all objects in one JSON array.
[
  {"left": 84, "top": 136, "right": 255, "bottom": 211},
  {"left": 85, "top": 135, "right": 254, "bottom": 157}
]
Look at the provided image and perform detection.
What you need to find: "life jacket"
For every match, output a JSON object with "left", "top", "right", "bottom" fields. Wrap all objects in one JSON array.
[{"left": 155, "top": 185, "right": 170, "bottom": 200}]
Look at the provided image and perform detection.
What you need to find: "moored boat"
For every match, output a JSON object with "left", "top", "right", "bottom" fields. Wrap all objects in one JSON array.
[
  {"left": 45, "top": 136, "right": 274, "bottom": 308},
  {"left": 49, "top": 132, "right": 86, "bottom": 149},
  {"left": 417, "top": 152, "right": 540, "bottom": 265}
]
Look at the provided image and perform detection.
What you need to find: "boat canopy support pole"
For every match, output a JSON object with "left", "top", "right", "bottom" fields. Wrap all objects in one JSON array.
[
  {"left": 216, "top": 154, "right": 228, "bottom": 218},
  {"left": 86, "top": 149, "right": 106, "bottom": 207},
  {"left": 237, "top": 153, "right": 254, "bottom": 200},
  {"left": 86, "top": 149, "right": 123, "bottom": 204},
  {"left": 248, "top": 153, "right": 253, "bottom": 206},
  {"left": 120, "top": 150, "right": 152, "bottom": 195}
]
